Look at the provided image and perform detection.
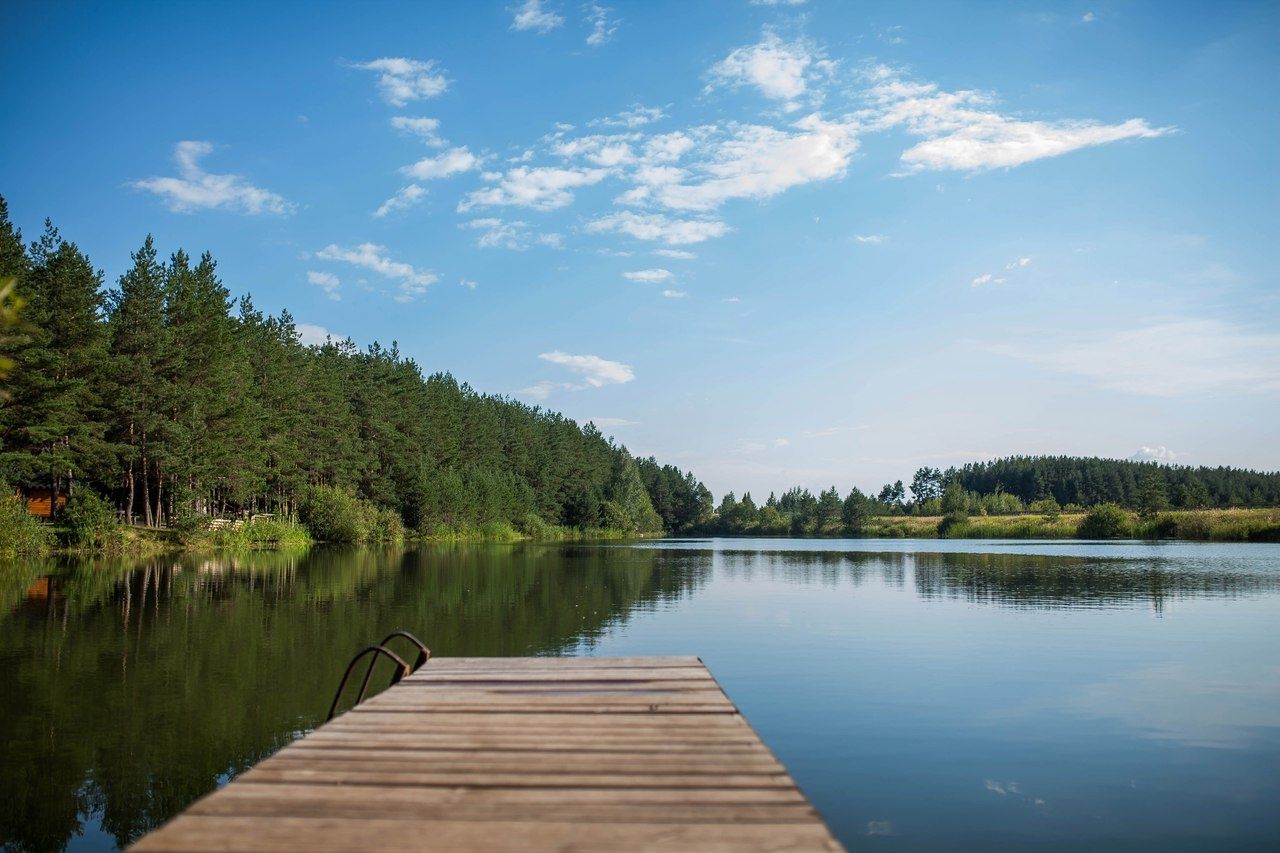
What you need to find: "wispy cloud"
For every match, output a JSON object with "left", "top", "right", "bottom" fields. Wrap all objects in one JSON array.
[
  {"left": 622, "top": 268, "right": 673, "bottom": 283},
  {"left": 403, "top": 147, "right": 478, "bottom": 180},
  {"left": 855, "top": 233, "right": 886, "bottom": 244},
  {"left": 1131, "top": 445, "right": 1177, "bottom": 462},
  {"left": 589, "top": 417, "right": 637, "bottom": 428},
  {"left": 972, "top": 256, "right": 1031, "bottom": 287},
  {"left": 591, "top": 105, "right": 664, "bottom": 128},
  {"left": 585, "top": 3, "right": 617, "bottom": 46},
  {"left": 586, "top": 211, "right": 730, "bottom": 244},
  {"left": 662, "top": 289, "right": 688, "bottom": 298},
  {"left": 297, "top": 323, "right": 338, "bottom": 347},
  {"left": 511, "top": 0, "right": 563, "bottom": 33},
  {"left": 352, "top": 57, "right": 448, "bottom": 106},
  {"left": 306, "top": 270, "right": 341, "bottom": 300},
  {"left": 990, "top": 319, "right": 1280, "bottom": 396},
  {"left": 865, "top": 66, "right": 1172, "bottom": 173},
  {"left": 316, "top": 243, "right": 438, "bottom": 302},
  {"left": 132, "top": 141, "right": 294, "bottom": 215},
  {"left": 540, "top": 350, "right": 635, "bottom": 387},
  {"left": 655, "top": 248, "right": 696, "bottom": 259},
  {"left": 459, "top": 165, "right": 609, "bottom": 211},
  {"left": 707, "top": 31, "right": 830, "bottom": 109},
  {"left": 374, "top": 184, "right": 427, "bottom": 217},
  {"left": 390, "top": 116, "right": 445, "bottom": 146},
  {"left": 462, "top": 217, "right": 563, "bottom": 250}
]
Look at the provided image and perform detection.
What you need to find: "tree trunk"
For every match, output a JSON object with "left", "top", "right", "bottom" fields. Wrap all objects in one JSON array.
[{"left": 141, "top": 439, "right": 153, "bottom": 527}]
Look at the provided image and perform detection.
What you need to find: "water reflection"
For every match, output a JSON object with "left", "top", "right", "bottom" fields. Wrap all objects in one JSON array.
[
  {"left": 705, "top": 547, "right": 1280, "bottom": 609},
  {"left": 0, "top": 545, "right": 707, "bottom": 850},
  {"left": 2, "top": 541, "right": 1278, "bottom": 852}
]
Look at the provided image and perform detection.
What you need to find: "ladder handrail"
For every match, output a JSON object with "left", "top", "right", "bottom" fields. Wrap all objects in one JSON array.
[{"left": 326, "top": 644, "right": 412, "bottom": 721}]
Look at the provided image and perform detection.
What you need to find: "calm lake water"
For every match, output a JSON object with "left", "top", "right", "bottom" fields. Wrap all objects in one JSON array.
[{"left": 2, "top": 538, "right": 1279, "bottom": 851}]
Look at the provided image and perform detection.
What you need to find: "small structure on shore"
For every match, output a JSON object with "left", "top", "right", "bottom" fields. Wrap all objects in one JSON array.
[{"left": 13, "top": 485, "right": 67, "bottom": 519}]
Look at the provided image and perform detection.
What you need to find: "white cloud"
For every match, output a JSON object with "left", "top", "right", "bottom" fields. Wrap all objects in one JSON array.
[
  {"left": 866, "top": 69, "right": 1172, "bottom": 173},
  {"left": 586, "top": 211, "right": 730, "bottom": 244},
  {"left": 636, "top": 115, "right": 858, "bottom": 212},
  {"left": 460, "top": 278, "right": 478, "bottom": 289},
  {"left": 306, "top": 270, "right": 342, "bottom": 300},
  {"left": 459, "top": 165, "right": 609, "bottom": 211},
  {"left": 722, "top": 296, "right": 741, "bottom": 303},
  {"left": 772, "top": 437, "right": 790, "bottom": 447},
  {"left": 622, "top": 268, "right": 673, "bottom": 283},
  {"left": 511, "top": 0, "right": 563, "bottom": 33},
  {"left": 591, "top": 105, "right": 665, "bottom": 128},
  {"left": 463, "top": 217, "right": 563, "bottom": 250},
  {"left": 539, "top": 350, "right": 635, "bottom": 387},
  {"left": 708, "top": 32, "right": 829, "bottom": 108},
  {"left": 403, "top": 146, "right": 478, "bottom": 180},
  {"left": 1082, "top": 11, "right": 1097, "bottom": 23},
  {"left": 855, "top": 233, "right": 886, "bottom": 244},
  {"left": 589, "top": 417, "right": 636, "bottom": 428},
  {"left": 353, "top": 57, "right": 448, "bottom": 106},
  {"left": 1006, "top": 256, "right": 1032, "bottom": 269},
  {"left": 662, "top": 289, "right": 688, "bottom": 298},
  {"left": 297, "top": 323, "right": 336, "bottom": 346},
  {"left": 132, "top": 141, "right": 294, "bottom": 215},
  {"left": 374, "top": 184, "right": 427, "bottom": 217},
  {"left": 1131, "top": 445, "right": 1178, "bottom": 463},
  {"left": 585, "top": 4, "right": 617, "bottom": 46},
  {"left": 994, "top": 319, "right": 1280, "bottom": 396},
  {"left": 655, "top": 248, "right": 696, "bottom": 259},
  {"left": 971, "top": 273, "right": 1005, "bottom": 287},
  {"left": 390, "top": 116, "right": 444, "bottom": 146},
  {"left": 316, "top": 243, "right": 438, "bottom": 302}
]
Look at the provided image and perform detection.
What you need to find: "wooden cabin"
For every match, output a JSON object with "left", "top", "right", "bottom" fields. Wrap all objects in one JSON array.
[{"left": 14, "top": 485, "right": 67, "bottom": 519}]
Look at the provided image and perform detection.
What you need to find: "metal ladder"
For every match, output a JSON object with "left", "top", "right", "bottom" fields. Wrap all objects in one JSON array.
[{"left": 326, "top": 630, "right": 431, "bottom": 721}]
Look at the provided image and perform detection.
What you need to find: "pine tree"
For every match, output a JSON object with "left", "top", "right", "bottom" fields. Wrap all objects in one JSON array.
[
  {"left": 0, "top": 220, "right": 108, "bottom": 505},
  {"left": 106, "top": 236, "right": 171, "bottom": 525}
]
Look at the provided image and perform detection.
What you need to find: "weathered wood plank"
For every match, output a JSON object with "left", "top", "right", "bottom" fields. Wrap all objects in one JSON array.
[
  {"left": 131, "top": 657, "right": 842, "bottom": 852},
  {"left": 132, "top": 815, "right": 843, "bottom": 851}
]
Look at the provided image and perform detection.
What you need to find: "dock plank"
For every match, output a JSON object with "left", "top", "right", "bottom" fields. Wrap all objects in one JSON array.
[{"left": 131, "top": 656, "right": 842, "bottom": 851}]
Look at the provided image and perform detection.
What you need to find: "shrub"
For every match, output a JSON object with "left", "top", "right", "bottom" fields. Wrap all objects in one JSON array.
[
  {"left": 518, "top": 512, "right": 556, "bottom": 540},
  {"left": 1028, "top": 497, "right": 1062, "bottom": 519},
  {"left": 299, "top": 485, "right": 366, "bottom": 543},
  {"left": 61, "top": 489, "right": 120, "bottom": 548},
  {"left": 1140, "top": 513, "right": 1179, "bottom": 540},
  {"left": 1077, "top": 503, "right": 1134, "bottom": 539},
  {"left": 0, "top": 492, "right": 55, "bottom": 556}
]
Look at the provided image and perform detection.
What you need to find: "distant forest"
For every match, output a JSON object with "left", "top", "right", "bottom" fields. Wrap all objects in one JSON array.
[
  {"left": 2, "top": 195, "right": 1277, "bottom": 539},
  {"left": 703, "top": 457, "right": 1280, "bottom": 536}
]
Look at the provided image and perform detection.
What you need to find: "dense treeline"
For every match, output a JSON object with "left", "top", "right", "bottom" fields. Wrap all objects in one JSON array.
[
  {"left": 699, "top": 455, "right": 1280, "bottom": 537},
  {"left": 0, "top": 197, "right": 690, "bottom": 537}
]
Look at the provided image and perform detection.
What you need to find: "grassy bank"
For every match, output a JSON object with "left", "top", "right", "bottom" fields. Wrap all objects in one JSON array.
[{"left": 865, "top": 507, "right": 1280, "bottom": 541}]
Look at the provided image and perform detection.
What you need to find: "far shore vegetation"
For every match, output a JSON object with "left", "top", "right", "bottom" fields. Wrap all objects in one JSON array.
[{"left": 2, "top": 195, "right": 1280, "bottom": 558}]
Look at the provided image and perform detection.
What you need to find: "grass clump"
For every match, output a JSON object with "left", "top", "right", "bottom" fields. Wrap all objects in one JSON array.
[{"left": 0, "top": 490, "right": 55, "bottom": 557}]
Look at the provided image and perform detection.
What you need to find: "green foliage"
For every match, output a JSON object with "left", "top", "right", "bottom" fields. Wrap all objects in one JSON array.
[
  {"left": 298, "top": 485, "right": 366, "bottom": 543},
  {"left": 1028, "top": 497, "right": 1061, "bottom": 518},
  {"left": 185, "top": 517, "right": 312, "bottom": 550},
  {"left": 0, "top": 490, "right": 55, "bottom": 556},
  {"left": 1078, "top": 503, "right": 1135, "bottom": 539},
  {"left": 60, "top": 489, "right": 120, "bottom": 548},
  {"left": 0, "top": 196, "right": 697, "bottom": 546}
]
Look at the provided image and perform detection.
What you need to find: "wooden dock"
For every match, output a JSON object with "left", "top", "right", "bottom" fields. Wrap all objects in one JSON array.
[{"left": 132, "top": 656, "right": 842, "bottom": 851}]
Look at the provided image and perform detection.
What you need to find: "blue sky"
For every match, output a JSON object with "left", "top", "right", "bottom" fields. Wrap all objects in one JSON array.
[{"left": 2, "top": 0, "right": 1277, "bottom": 497}]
